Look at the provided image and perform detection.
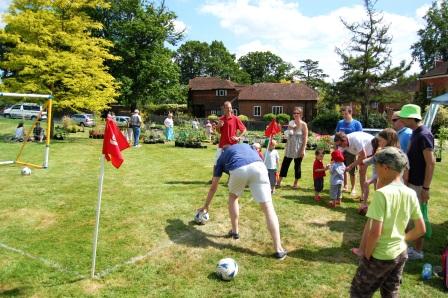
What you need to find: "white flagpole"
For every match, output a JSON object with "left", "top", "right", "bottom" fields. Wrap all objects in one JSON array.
[{"left": 91, "top": 154, "right": 105, "bottom": 278}]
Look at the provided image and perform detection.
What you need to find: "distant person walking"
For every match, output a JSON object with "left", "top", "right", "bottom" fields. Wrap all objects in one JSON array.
[
  {"left": 391, "top": 111, "right": 412, "bottom": 152},
  {"left": 277, "top": 107, "right": 308, "bottom": 189},
  {"left": 335, "top": 106, "right": 363, "bottom": 196},
  {"left": 130, "top": 109, "right": 142, "bottom": 147},
  {"left": 399, "top": 104, "right": 435, "bottom": 261},
  {"left": 164, "top": 112, "right": 174, "bottom": 141}
]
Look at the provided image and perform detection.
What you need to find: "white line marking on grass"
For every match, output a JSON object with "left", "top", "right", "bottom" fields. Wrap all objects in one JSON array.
[
  {"left": 96, "top": 197, "right": 256, "bottom": 279},
  {"left": 0, "top": 242, "right": 85, "bottom": 278}
]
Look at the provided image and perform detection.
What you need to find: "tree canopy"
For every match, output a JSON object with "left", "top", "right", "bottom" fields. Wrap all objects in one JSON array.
[
  {"left": 296, "top": 59, "right": 329, "bottom": 89},
  {"left": 411, "top": 0, "right": 448, "bottom": 73},
  {"left": 335, "top": 0, "right": 409, "bottom": 125},
  {"left": 238, "top": 51, "right": 294, "bottom": 84},
  {"left": 89, "top": 0, "right": 185, "bottom": 109},
  {"left": 0, "top": 0, "right": 119, "bottom": 112}
]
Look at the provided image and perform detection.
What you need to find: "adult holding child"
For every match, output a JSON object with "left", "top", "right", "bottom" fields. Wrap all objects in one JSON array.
[
  {"left": 335, "top": 106, "right": 363, "bottom": 196},
  {"left": 333, "top": 131, "right": 374, "bottom": 213},
  {"left": 277, "top": 107, "right": 308, "bottom": 189}
]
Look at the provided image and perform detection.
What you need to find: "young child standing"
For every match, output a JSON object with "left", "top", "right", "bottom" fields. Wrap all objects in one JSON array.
[
  {"left": 313, "top": 149, "right": 328, "bottom": 202},
  {"left": 350, "top": 147, "right": 425, "bottom": 297},
  {"left": 264, "top": 140, "right": 280, "bottom": 194},
  {"left": 329, "top": 150, "right": 345, "bottom": 208}
]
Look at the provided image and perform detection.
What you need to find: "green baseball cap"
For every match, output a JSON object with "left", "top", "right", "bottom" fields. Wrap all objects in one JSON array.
[{"left": 399, "top": 104, "right": 422, "bottom": 120}]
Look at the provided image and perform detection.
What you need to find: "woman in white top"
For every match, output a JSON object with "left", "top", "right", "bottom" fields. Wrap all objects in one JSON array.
[
  {"left": 277, "top": 107, "right": 308, "bottom": 189},
  {"left": 164, "top": 112, "right": 174, "bottom": 141},
  {"left": 15, "top": 122, "right": 25, "bottom": 141}
]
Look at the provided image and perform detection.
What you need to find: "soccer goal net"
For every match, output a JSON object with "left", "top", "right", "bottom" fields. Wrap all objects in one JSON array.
[{"left": 0, "top": 92, "right": 53, "bottom": 169}]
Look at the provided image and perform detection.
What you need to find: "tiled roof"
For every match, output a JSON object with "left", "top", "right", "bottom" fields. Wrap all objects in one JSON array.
[
  {"left": 238, "top": 82, "right": 318, "bottom": 101},
  {"left": 189, "top": 77, "right": 239, "bottom": 90},
  {"left": 420, "top": 61, "right": 448, "bottom": 78}
]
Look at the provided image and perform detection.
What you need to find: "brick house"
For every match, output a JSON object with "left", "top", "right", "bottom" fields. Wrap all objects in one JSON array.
[
  {"left": 417, "top": 60, "right": 448, "bottom": 100},
  {"left": 237, "top": 82, "right": 318, "bottom": 123},
  {"left": 188, "top": 77, "right": 318, "bottom": 122},
  {"left": 188, "top": 77, "right": 244, "bottom": 117}
]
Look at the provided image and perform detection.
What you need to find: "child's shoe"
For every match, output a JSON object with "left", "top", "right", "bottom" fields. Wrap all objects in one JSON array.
[
  {"left": 328, "top": 200, "right": 337, "bottom": 208},
  {"left": 314, "top": 195, "right": 321, "bottom": 202},
  {"left": 336, "top": 199, "right": 341, "bottom": 205}
]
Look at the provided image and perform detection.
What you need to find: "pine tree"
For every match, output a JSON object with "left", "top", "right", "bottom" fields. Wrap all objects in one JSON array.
[
  {"left": 0, "top": 0, "right": 119, "bottom": 113},
  {"left": 335, "top": 0, "right": 409, "bottom": 126}
]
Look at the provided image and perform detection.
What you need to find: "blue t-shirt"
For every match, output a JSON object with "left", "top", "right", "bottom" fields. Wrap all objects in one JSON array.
[
  {"left": 397, "top": 127, "right": 412, "bottom": 153},
  {"left": 214, "top": 144, "right": 261, "bottom": 177},
  {"left": 335, "top": 119, "right": 363, "bottom": 134},
  {"left": 407, "top": 125, "right": 434, "bottom": 186}
]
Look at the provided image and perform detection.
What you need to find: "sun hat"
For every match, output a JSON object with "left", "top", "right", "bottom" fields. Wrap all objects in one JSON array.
[
  {"left": 399, "top": 104, "right": 421, "bottom": 120},
  {"left": 134, "top": 109, "right": 139, "bottom": 113},
  {"left": 392, "top": 111, "right": 400, "bottom": 120},
  {"left": 331, "top": 150, "right": 344, "bottom": 162}
]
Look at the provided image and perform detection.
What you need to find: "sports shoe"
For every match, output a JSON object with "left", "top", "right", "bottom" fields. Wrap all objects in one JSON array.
[
  {"left": 336, "top": 199, "right": 341, "bottom": 205},
  {"left": 314, "top": 195, "right": 321, "bottom": 202},
  {"left": 274, "top": 250, "right": 287, "bottom": 260},
  {"left": 328, "top": 200, "right": 337, "bottom": 208},
  {"left": 227, "top": 230, "right": 239, "bottom": 240},
  {"left": 350, "top": 190, "right": 357, "bottom": 196},
  {"left": 407, "top": 247, "right": 424, "bottom": 260}
]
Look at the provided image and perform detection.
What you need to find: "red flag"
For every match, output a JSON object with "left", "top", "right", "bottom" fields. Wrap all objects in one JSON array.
[
  {"left": 264, "top": 119, "right": 282, "bottom": 137},
  {"left": 102, "top": 117, "right": 130, "bottom": 168}
]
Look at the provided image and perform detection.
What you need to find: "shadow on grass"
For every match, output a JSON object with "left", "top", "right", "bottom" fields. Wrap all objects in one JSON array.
[
  {"left": 0, "top": 287, "right": 22, "bottom": 296},
  {"left": 165, "top": 219, "right": 262, "bottom": 257}
]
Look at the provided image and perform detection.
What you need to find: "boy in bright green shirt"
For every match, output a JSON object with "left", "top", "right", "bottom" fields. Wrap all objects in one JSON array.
[{"left": 350, "top": 147, "right": 426, "bottom": 297}]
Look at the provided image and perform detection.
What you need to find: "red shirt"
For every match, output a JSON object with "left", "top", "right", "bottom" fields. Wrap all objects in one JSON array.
[
  {"left": 313, "top": 159, "right": 326, "bottom": 179},
  {"left": 218, "top": 114, "right": 246, "bottom": 148}
]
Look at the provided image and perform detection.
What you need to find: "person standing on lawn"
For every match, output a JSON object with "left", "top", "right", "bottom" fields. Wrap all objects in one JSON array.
[
  {"left": 277, "top": 106, "right": 308, "bottom": 189},
  {"left": 198, "top": 143, "right": 287, "bottom": 260},
  {"left": 391, "top": 111, "right": 412, "bottom": 153},
  {"left": 215, "top": 101, "right": 246, "bottom": 161},
  {"left": 164, "top": 112, "right": 175, "bottom": 141},
  {"left": 399, "top": 104, "right": 435, "bottom": 261},
  {"left": 130, "top": 109, "right": 142, "bottom": 147},
  {"left": 335, "top": 106, "right": 363, "bottom": 196},
  {"left": 350, "top": 147, "right": 425, "bottom": 297}
]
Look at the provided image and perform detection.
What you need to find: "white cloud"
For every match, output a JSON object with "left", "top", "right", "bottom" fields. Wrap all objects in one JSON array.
[
  {"left": 200, "top": 0, "right": 425, "bottom": 80},
  {"left": 173, "top": 19, "right": 188, "bottom": 34}
]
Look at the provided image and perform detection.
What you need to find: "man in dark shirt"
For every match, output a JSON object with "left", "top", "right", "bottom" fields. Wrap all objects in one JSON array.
[
  {"left": 198, "top": 143, "right": 287, "bottom": 260},
  {"left": 33, "top": 122, "right": 44, "bottom": 142},
  {"left": 399, "top": 104, "right": 435, "bottom": 260}
]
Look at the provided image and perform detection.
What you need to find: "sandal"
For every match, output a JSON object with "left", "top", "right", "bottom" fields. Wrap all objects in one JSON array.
[{"left": 227, "top": 230, "right": 239, "bottom": 240}]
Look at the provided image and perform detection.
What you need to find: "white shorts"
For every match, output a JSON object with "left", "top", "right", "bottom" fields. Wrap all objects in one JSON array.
[{"left": 228, "top": 161, "right": 272, "bottom": 203}]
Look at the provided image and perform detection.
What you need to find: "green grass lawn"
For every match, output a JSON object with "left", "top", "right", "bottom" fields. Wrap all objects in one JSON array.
[{"left": 0, "top": 118, "right": 447, "bottom": 297}]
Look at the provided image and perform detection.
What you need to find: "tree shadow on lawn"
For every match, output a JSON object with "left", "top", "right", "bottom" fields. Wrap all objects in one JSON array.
[{"left": 165, "top": 219, "right": 262, "bottom": 257}]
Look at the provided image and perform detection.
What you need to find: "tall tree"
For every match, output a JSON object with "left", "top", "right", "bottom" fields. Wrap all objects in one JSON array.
[
  {"left": 90, "top": 0, "right": 184, "bottom": 109},
  {"left": 335, "top": 0, "right": 410, "bottom": 125},
  {"left": 411, "top": 0, "right": 448, "bottom": 73},
  {"left": 175, "top": 40, "right": 210, "bottom": 84},
  {"left": 175, "top": 40, "right": 250, "bottom": 84},
  {"left": 0, "top": 0, "right": 119, "bottom": 112},
  {"left": 238, "top": 51, "right": 294, "bottom": 84},
  {"left": 296, "top": 59, "right": 329, "bottom": 89}
]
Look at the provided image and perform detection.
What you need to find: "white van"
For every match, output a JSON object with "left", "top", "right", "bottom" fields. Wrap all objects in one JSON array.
[{"left": 3, "top": 103, "right": 47, "bottom": 120}]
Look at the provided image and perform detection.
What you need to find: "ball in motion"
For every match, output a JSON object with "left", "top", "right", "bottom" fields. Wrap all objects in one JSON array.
[
  {"left": 21, "top": 167, "right": 32, "bottom": 176},
  {"left": 216, "top": 258, "right": 238, "bottom": 281},
  {"left": 194, "top": 210, "right": 209, "bottom": 225}
]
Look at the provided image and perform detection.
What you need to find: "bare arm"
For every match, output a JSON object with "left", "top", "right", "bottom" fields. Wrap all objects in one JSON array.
[
  {"left": 421, "top": 149, "right": 435, "bottom": 202},
  {"left": 405, "top": 218, "right": 426, "bottom": 241},
  {"left": 364, "top": 219, "right": 383, "bottom": 259},
  {"left": 198, "top": 177, "right": 221, "bottom": 212},
  {"left": 301, "top": 122, "right": 308, "bottom": 157},
  {"left": 347, "top": 149, "right": 366, "bottom": 171}
]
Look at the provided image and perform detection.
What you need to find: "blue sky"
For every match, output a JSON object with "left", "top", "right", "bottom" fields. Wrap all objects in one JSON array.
[{"left": 0, "top": 0, "right": 435, "bottom": 79}]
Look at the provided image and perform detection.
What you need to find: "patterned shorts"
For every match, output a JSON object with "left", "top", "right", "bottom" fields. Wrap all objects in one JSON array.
[{"left": 350, "top": 250, "right": 408, "bottom": 298}]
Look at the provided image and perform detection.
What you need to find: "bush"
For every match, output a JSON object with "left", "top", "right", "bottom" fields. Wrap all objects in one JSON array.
[
  {"left": 309, "top": 110, "right": 339, "bottom": 134},
  {"left": 276, "top": 113, "right": 290, "bottom": 124},
  {"left": 361, "top": 112, "right": 388, "bottom": 128},
  {"left": 238, "top": 114, "right": 249, "bottom": 122},
  {"left": 145, "top": 103, "right": 189, "bottom": 115},
  {"left": 262, "top": 113, "right": 276, "bottom": 122}
]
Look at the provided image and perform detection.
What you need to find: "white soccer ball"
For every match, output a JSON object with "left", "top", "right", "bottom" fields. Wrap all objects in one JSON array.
[
  {"left": 194, "top": 210, "right": 209, "bottom": 225},
  {"left": 21, "top": 167, "right": 32, "bottom": 176},
  {"left": 216, "top": 258, "right": 238, "bottom": 281}
]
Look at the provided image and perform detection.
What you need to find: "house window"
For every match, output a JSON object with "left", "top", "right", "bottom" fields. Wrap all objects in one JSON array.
[
  {"left": 272, "top": 106, "right": 283, "bottom": 114},
  {"left": 426, "top": 85, "right": 433, "bottom": 99},
  {"left": 253, "top": 106, "right": 261, "bottom": 116},
  {"left": 215, "top": 89, "right": 227, "bottom": 96}
]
